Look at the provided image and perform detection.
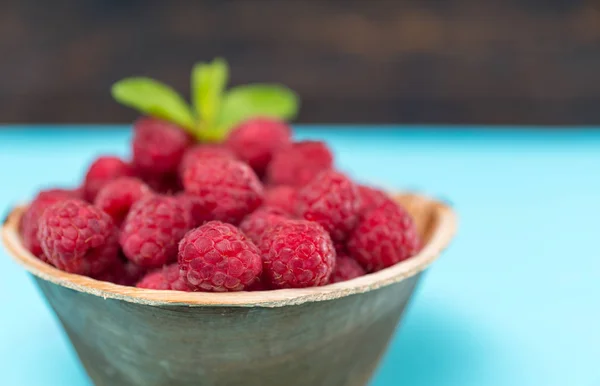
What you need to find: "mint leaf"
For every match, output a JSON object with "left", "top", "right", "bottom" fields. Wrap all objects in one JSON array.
[
  {"left": 192, "top": 58, "right": 229, "bottom": 126},
  {"left": 112, "top": 77, "right": 195, "bottom": 131},
  {"left": 213, "top": 84, "right": 299, "bottom": 138}
]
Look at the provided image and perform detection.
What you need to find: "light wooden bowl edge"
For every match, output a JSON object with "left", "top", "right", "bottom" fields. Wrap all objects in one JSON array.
[{"left": 1, "top": 193, "right": 457, "bottom": 308}]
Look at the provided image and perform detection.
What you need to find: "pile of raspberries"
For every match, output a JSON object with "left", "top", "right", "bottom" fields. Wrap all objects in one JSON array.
[{"left": 19, "top": 117, "right": 421, "bottom": 292}]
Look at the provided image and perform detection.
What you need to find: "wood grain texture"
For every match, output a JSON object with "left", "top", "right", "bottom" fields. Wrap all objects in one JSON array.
[
  {"left": 37, "top": 275, "right": 420, "bottom": 386},
  {"left": 1, "top": 0, "right": 600, "bottom": 125},
  {"left": 1, "top": 193, "right": 457, "bottom": 385}
]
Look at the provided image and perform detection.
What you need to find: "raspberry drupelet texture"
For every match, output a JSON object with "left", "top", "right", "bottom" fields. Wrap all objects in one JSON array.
[
  {"left": 20, "top": 188, "right": 80, "bottom": 258},
  {"left": 83, "top": 156, "right": 134, "bottom": 202},
  {"left": 182, "top": 157, "right": 264, "bottom": 225},
  {"left": 132, "top": 117, "right": 192, "bottom": 175},
  {"left": 239, "top": 206, "right": 290, "bottom": 244},
  {"left": 136, "top": 263, "right": 190, "bottom": 291},
  {"left": 225, "top": 118, "right": 291, "bottom": 176},
  {"left": 259, "top": 220, "right": 335, "bottom": 289},
  {"left": 178, "top": 221, "right": 263, "bottom": 292},
  {"left": 348, "top": 201, "right": 421, "bottom": 272},
  {"left": 178, "top": 144, "right": 236, "bottom": 178},
  {"left": 94, "top": 177, "right": 151, "bottom": 226},
  {"left": 358, "top": 185, "right": 391, "bottom": 214},
  {"left": 37, "top": 199, "right": 119, "bottom": 275},
  {"left": 329, "top": 255, "right": 366, "bottom": 283},
  {"left": 267, "top": 141, "right": 333, "bottom": 187},
  {"left": 263, "top": 185, "right": 296, "bottom": 214},
  {"left": 120, "top": 195, "right": 192, "bottom": 268},
  {"left": 295, "top": 170, "right": 362, "bottom": 242}
]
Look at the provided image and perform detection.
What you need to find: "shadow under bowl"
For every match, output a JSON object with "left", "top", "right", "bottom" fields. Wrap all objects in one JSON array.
[{"left": 1, "top": 193, "right": 457, "bottom": 386}]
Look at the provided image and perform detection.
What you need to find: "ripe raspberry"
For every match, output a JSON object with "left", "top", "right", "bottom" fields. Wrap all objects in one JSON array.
[
  {"left": 178, "top": 144, "right": 235, "bottom": 178},
  {"left": 348, "top": 201, "right": 421, "bottom": 272},
  {"left": 38, "top": 199, "right": 119, "bottom": 275},
  {"left": 358, "top": 185, "right": 391, "bottom": 213},
  {"left": 132, "top": 117, "right": 192, "bottom": 175},
  {"left": 94, "top": 177, "right": 151, "bottom": 226},
  {"left": 120, "top": 195, "right": 192, "bottom": 268},
  {"left": 20, "top": 189, "right": 79, "bottom": 257},
  {"left": 263, "top": 185, "right": 296, "bottom": 214},
  {"left": 182, "top": 158, "right": 264, "bottom": 224},
  {"left": 329, "top": 256, "right": 366, "bottom": 283},
  {"left": 259, "top": 220, "right": 335, "bottom": 288},
  {"left": 83, "top": 156, "right": 134, "bottom": 202},
  {"left": 71, "top": 186, "right": 85, "bottom": 199},
  {"left": 267, "top": 141, "right": 333, "bottom": 187},
  {"left": 225, "top": 118, "right": 291, "bottom": 176},
  {"left": 334, "top": 241, "right": 349, "bottom": 257},
  {"left": 136, "top": 169, "right": 182, "bottom": 194},
  {"left": 37, "top": 254, "right": 51, "bottom": 264},
  {"left": 176, "top": 192, "right": 210, "bottom": 227},
  {"left": 178, "top": 221, "right": 262, "bottom": 292},
  {"left": 94, "top": 259, "right": 147, "bottom": 286},
  {"left": 295, "top": 170, "right": 361, "bottom": 242},
  {"left": 136, "top": 264, "right": 190, "bottom": 291},
  {"left": 239, "top": 207, "right": 290, "bottom": 244}
]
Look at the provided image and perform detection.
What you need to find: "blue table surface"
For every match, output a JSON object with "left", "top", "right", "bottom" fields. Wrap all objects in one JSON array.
[{"left": 1, "top": 125, "right": 599, "bottom": 386}]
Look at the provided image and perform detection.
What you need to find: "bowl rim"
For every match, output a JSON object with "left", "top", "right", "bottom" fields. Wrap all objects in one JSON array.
[{"left": 1, "top": 193, "right": 457, "bottom": 308}]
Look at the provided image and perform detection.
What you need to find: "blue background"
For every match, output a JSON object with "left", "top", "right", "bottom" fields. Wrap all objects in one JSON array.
[{"left": 1, "top": 126, "right": 599, "bottom": 385}]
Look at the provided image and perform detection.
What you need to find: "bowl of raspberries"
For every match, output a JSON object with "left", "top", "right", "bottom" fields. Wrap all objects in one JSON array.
[{"left": 1, "top": 60, "right": 456, "bottom": 386}]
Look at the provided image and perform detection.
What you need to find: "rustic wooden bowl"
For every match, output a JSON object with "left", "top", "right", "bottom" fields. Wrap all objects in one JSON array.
[{"left": 2, "top": 193, "right": 456, "bottom": 386}]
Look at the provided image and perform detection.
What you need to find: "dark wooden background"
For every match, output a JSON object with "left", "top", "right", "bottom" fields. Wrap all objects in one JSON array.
[{"left": 2, "top": 0, "right": 600, "bottom": 125}]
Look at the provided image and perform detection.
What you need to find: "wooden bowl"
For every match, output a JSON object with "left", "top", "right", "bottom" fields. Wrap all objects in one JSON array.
[{"left": 1, "top": 193, "right": 456, "bottom": 386}]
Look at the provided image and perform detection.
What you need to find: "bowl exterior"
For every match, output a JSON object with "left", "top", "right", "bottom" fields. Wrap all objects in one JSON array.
[{"left": 34, "top": 273, "right": 422, "bottom": 386}]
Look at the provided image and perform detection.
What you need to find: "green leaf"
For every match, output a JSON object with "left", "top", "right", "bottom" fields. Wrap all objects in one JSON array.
[
  {"left": 111, "top": 77, "right": 195, "bottom": 131},
  {"left": 204, "top": 84, "right": 299, "bottom": 141},
  {"left": 191, "top": 58, "right": 229, "bottom": 125}
]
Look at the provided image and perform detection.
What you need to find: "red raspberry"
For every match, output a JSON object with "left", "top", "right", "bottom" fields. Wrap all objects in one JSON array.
[
  {"left": 175, "top": 193, "right": 210, "bottom": 227},
  {"left": 178, "top": 221, "right": 262, "bottom": 292},
  {"left": 178, "top": 144, "right": 235, "bottom": 178},
  {"left": 182, "top": 158, "right": 264, "bottom": 224},
  {"left": 136, "top": 264, "right": 190, "bottom": 291},
  {"left": 94, "top": 177, "right": 151, "bottom": 226},
  {"left": 94, "top": 259, "right": 147, "bottom": 286},
  {"left": 83, "top": 156, "right": 134, "bottom": 202},
  {"left": 334, "top": 241, "right": 349, "bottom": 257},
  {"left": 38, "top": 199, "right": 119, "bottom": 275},
  {"left": 267, "top": 141, "right": 333, "bottom": 187},
  {"left": 20, "top": 189, "right": 79, "bottom": 258},
  {"left": 132, "top": 117, "right": 192, "bottom": 175},
  {"left": 136, "top": 168, "right": 182, "bottom": 195},
  {"left": 71, "top": 186, "right": 85, "bottom": 199},
  {"left": 329, "top": 256, "right": 366, "bottom": 283},
  {"left": 358, "top": 185, "right": 391, "bottom": 213},
  {"left": 120, "top": 195, "right": 192, "bottom": 268},
  {"left": 225, "top": 118, "right": 292, "bottom": 176},
  {"left": 348, "top": 201, "right": 421, "bottom": 272},
  {"left": 259, "top": 220, "right": 335, "bottom": 288},
  {"left": 37, "top": 254, "right": 51, "bottom": 264},
  {"left": 263, "top": 185, "right": 296, "bottom": 214},
  {"left": 239, "top": 207, "right": 290, "bottom": 244},
  {"left": 295, "top": 170, "right": 361, "bottom": 242}
]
